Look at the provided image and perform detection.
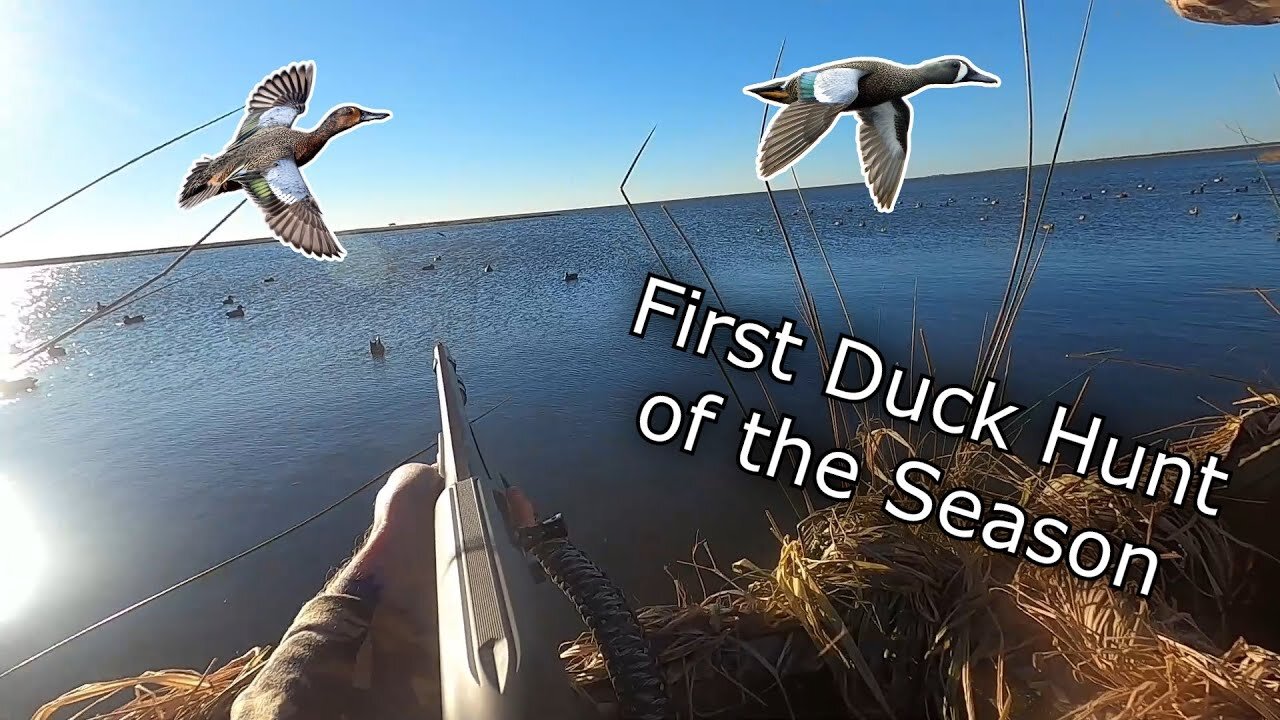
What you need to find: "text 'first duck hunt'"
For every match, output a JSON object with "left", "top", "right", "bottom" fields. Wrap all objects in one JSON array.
[
  {"left": 744, "top": 55, "right": 1000, "bottom": 213},
  {"left": 178, "top": 61, "right": 391, "bottom": 261}
]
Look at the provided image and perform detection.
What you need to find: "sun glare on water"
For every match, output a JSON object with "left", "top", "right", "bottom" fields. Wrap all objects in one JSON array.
[{"left": 0, "top": 476, "right": 47, "bottom": 624}]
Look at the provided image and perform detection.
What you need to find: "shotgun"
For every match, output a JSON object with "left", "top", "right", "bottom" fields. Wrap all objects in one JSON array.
[
  {"left": 432, "top": 341, "right": 590, "bottom": 718},
  {"left": 433, "top": 341, "right": 671, "bottom": 720}
]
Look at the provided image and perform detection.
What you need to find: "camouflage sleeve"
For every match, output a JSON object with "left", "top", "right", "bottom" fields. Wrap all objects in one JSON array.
[{"left": 230, "top": 592, "right": 376, "bottom": 720}]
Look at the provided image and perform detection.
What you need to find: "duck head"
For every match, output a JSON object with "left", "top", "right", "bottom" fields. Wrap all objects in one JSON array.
[
  {"left": 323, "top": 104, "right": 393, "bottom": 133},
  {"left": 920, "top": 56, "right": 1001, "bottom": 87}
]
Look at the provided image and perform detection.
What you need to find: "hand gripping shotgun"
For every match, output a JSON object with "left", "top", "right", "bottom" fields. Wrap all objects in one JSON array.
[{"left": 432, "top": 342, "right": 672, "bottom": 720}]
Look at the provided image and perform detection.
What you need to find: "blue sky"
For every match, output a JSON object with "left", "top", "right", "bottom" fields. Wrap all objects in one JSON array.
[{"left": 0, "top": 0, "right": 1276, "bottom": 262}]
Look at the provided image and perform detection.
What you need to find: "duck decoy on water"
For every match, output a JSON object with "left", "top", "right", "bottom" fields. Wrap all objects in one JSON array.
[
  {"left": 744, "top": 55, "right": 1000, "bottom": 211},
  {"left": 979, "top": 215, "right": 988, "bottom": 221},
  {"left": 1041, "top": 223, "right": 1055, "bottom": 232},
  {"left": 834, "top": 219, "right": 844, "bottom": 226},
  {"left": 1230, "top": 213, "right": 1243, "bottom": 222},
  {"left": 433, "top": 254, "right": 442, "bottom": 262},
  {"left": 483, "top": 264, "right": 494, "bottom": 273},
  {"left": 226, "top": 305, "right": 246, "bottom": 319},
  {"left": 222, "top": 295, "right": 236, "bottom": 305},
  {"left": 1235, "top": 186, "right": 1249, "bottom": 193},
  {"left": 178, "top": 61, "right": 391, "bottom": 261},
  {"left": 370, "top": 337, "right": 386, "bottom": 358},
  {"left": 95, "top": 301, "right": 107, "bottom": 312},
  {"left": 422, "top": 263, "right": 436, "bottom": 271},
  {"left": 47, "top": 345, "right": 66, "bottom": 358},
  {"left": 564, "top": 272, "right": 579, "bottom": 282},
  {"left": 1077, "top": 214, "right": 1087, "bottom": 221},
  {"left": 1116, "top": 191, "right": 1130, "bottom": 198},
  {"left": 1082, "top": 193, "right": 1092, "bottom": 200},
  {"left": 1189, "top": 206, "right": 1200, "bottom": 216},
  {"left": 263, "top": 277, "right": 276, "bottom": 283},
  {"left": 1213, "top": 175, "right": 1224, "bottom": 183},
  {"left": 123, "top": 314, "right": 144, "bottom": 325},
  {"left": 0, "top": 377, "right": 38, "bottom": 398}
]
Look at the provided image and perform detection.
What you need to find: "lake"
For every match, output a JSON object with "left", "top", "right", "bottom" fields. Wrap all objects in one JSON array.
[{"left": 1, "top": 147, "right": 1278, "bottom": 717}]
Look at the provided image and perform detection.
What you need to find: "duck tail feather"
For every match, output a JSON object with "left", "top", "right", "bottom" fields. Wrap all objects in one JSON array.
[{"left": 178, "top": 157, "right": 222, "bottom": 209}]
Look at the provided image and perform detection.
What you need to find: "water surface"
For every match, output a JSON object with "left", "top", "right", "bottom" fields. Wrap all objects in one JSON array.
[{"left": 1, "top": 148, "right": 1278, "bottom": 717}]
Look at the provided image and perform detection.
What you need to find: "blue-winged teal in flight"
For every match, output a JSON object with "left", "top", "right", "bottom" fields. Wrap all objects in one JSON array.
[
  {"left": 178, "top": 62, "right": 391, "bottom": 260},
  {"left": 744, "top": 55, "right": 1000, "bottom": 212}
]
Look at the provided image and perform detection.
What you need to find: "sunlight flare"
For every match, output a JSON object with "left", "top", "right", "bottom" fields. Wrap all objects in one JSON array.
[{"left": 0, "top": 475, "right": 47, "bottom": 624}]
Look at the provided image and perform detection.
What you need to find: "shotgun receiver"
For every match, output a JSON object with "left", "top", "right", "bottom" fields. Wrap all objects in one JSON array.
[{"left": 432, "top": 342, "right": 587, "bottom": 719}]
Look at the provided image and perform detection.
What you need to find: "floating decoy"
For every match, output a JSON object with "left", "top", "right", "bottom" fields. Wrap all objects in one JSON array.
[
  {"left": 263, "top": 277, "right": 275, "bottom": 283},
  {"left": 979, "top": 215, "right": 988, "bottom": 221},
  {"left": 1213, "top": 175, "right": 1224, "bottom": 183},
  {"left": 123, "top": 314, "right": 144, "bottom": 325},
  {"left": 913, "top": 202, "right": 922, "bottom": 209},
  {"left": 564, "top": 272, "right": 579, "bottom": 282},
  {"left": 483, "top": 264, "right": 494, "bottom": 273},
  {"left": 422, "top": 263, "right": 436, "bottom": 271},
  {"left": 47, "top": 346, "right": 66, "bottom": 358},
  {"left": 0, "top": 377, "right": 38, "bottom": 398},
  {"left": 1041, "top": 223, "right": 1055, "bottom": 232},
  {"left": 1082, "top": 193, "right": 1092, "bottom": 200},
  {"left": 178, "top": 61, "right": 391, "bottom": 261},
  {"left": 226, "top": 305, "right": 246, "bottom": 319},
  {"left": 222, "top": 295, "right": 236, "bottom": 305},
  {"left": 744, "top": 55, "right": 999, "bottom": 211},
  {"left": 990, "top": 198, "right": 999, "bottom": 205},
  {"left": 1189, "top": 206, "right": 1200, "bottom": 216},
  {"left": 433, "top": 254, "right": 442, "bottom": 261},
  {"left": 858, "top": 220, "right": 867, "bottom": 227},
  {"left": 1235, "top": 186, "right": 1249, "bottom": 193},
  {"left": 1077, "top": 214, "right": 1087, "bottom": 221},
  {"left": 1100, "top": 189, "right": 1108, "bottom": 195},
  {"left": 1116, "top": 191, "right": 1130, "bottom": 198},
  {"left": 982, "top": 196, "right": 990, "bottom": 202},
  {"left": 834, "top": 219, "right": 844, "bottom": 226},
  {"left": 95, "top": 301, "right": 107, "bottom": 312},
  {"left": 370, "top": 337, "right": 386, "bottom": 358},
  {"left": 436, "top": 231, "right": 446, "bottom": 237},
  {"left": 1230, "top": 213, "right": 1242, "bottom": 222}
]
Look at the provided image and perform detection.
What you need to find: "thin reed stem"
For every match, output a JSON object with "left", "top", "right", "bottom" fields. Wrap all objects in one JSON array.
[
  {"left": 12, "top": 200, "right": 247, "bottom": 369},
  {"left": 976, "top": 0, "right": 1038, "bottom": 388},
  {"left": 618, "top": 129, "right": 753, "bottom": 424},
  {"left": 990, "top": 0, "right": 1095, "bottom": 378},
  {"left": 0, "top": 108, "right": 241, "bottom": 242},
  {"left": 790, "top": 167, "right": 865, "bottom": 437}
]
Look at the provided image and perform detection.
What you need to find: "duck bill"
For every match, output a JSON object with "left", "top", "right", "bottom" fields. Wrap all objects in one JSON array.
[
  {"left": 359, "top": 109, "right": 392, "bottom": 123},
  {"left": 745, "top": 80, "right": 789, "bottom": 103},
  {"left": 963, "top": 67, "right": 1001, "bottom": 85}
]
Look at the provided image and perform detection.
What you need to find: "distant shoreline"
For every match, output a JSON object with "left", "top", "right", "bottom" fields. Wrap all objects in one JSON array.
[
  {"left": 0, "top": 211, "right": 564, "bottom": 270},
  {"left": 2, "top": 140, "right": 1276, "bottom": 271}
]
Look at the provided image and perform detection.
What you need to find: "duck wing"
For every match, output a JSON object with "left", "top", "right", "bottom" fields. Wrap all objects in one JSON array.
[
  {"left": 235, "top": 158, "right": 346, "bottom": 261},
  {"left": 757, "top": 101, "right": 844, "bottom": 180},
  {"left": 229, "top": 62, "right": 316, "bottom": 147},
  {"left": 854, "top": 98, "right": 912, "bottom": 212}
]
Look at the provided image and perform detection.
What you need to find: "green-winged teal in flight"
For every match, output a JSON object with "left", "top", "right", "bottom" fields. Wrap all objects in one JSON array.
[
  {"left": 745, "top": 55, "right": 999, "bottom": 212},
  {"left": 178, "top": 61, "right": 391, "bottom": 260}
]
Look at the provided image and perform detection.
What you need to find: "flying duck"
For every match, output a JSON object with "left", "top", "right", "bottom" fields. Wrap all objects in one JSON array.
[
  {"left": 178, "top": 61, "right": 391, "bottom": 261},
  {"left": 744, "top": 55, "right": 1000, "bottom": 211}
]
